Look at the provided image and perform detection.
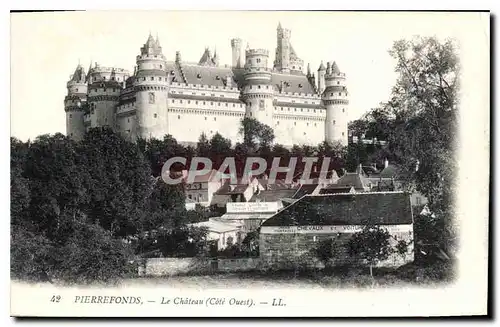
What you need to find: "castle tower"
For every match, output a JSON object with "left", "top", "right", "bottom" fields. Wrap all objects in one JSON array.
[
  {"left": 231, "top": 38, "right": 245, "bottom": 68},
  {"left": 242, "top": 48, "right": 274, "bottom": 127},
  {"left": 87, "top": 63, "right": 127, "bottom": 130},
  {"left": 322, "top": 61, "right": 349, "bottom": 145},
  {"left": 317, "top": 61, "right": 326, "bottom": 95},
  {"left": 64, "top": 63, "right": 88, "bottom": 140},
  {"left": 134, "top": 33, "right": 169, "bottom": 139},
  {"left": 274, "top": 23, "right": 291, "bottom": 73}
]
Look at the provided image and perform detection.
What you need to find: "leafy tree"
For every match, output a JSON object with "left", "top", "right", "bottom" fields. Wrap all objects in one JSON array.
[
  {"left": 312, "top": 238, "right": 336, "bottom": 268},
  {"left": 239, "top": 117, "right": 275, "bottom": 150},
  {"left": 196, "top": 133, "right": 211, "bottom": 158},
  {"left": 348, "top": 224, "right": 393, "bottom": 278}
]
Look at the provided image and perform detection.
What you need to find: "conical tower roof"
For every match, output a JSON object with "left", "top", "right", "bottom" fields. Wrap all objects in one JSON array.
[
  {"left": 331, "top": 61, "right": 340, "bottom": 74},
  {"left": 318, "top": 61, "right": 326, "bottom": 71}
]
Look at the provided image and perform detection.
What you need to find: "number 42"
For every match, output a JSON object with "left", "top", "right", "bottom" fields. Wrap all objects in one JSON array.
[{"left": 50, "top": 295, "right": 61, "bottom": 303}]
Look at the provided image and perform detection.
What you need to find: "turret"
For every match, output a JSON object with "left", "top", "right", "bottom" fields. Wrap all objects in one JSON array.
[
  {"left": 242, "top": 48, "right": 274, "bottom": 128},
  {"left": 87, "top": 62, "right": 129, "bottom": 130},
  {"left": 64, "top": 63, "right": 88, "bottom": 140},
  {"left": 133, "top": 33, "right": 169, "bottom": 140},
  {"left": 317, "top": 61, "right": 326, "bottom": 95},
  {"left": 274, "top": 23, "right": 291, "bottom": 73},
  {"left": 322, "top": 61, "right": 349, "bottom": 145},
  {"left": 231, "top": 38, "right": 245, "bottom": 68}
]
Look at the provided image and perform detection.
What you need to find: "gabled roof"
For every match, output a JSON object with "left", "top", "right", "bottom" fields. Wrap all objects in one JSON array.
[
  {"left": 292, "top": 184, "right": 319, "bottom": 199},
  {"left": 261, "top": 192, "right": 413, "bottom": 227},
  {"left": 379, "top": 164, "right": 403, "bottom": 179},
  {"left": 335, "top": 172, "right": 369, "bottom": 190},
  {"left": 249, "top": 189, "right": 297, "bottom": 202}
]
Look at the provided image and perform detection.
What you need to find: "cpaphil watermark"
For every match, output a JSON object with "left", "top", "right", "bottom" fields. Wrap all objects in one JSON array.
[{"left": 161, "top": 157, "right": 334, "bottom": 185}]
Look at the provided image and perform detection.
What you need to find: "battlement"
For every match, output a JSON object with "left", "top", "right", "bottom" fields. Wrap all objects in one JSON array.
[
  {"left": 90, "top": 66, "right": 129, "bottom": 74},
  {"left": 246, "top": 49, "right": 269, "bottom": 57},
  {"left": 325, "top": 72, "right": 346, "bottom": 79},
  {"left": 136, "top": 54, "right": 166, "bottom": 61},
  {"left": 231, "top": 38, "right": 242, "bottom": 46}
]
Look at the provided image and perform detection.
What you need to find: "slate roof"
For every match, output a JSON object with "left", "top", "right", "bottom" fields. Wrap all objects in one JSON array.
[
  {"left": 319, "top": 186, "right": 355, "bottom": 195},
  {"left": 272, "top": 73, "right": 316, "bottom": 94},
  {"left": 261, "top": 192, "right": 413, "bottom": 227},
  {"left": 292, "top": 184, "right": 319, "bottom": 199},
  {"left": 335, "top": 173, "right": 369, "bottom": 190},
  {"left": 249, "top": 189, "right": 297, "bottom": 202},
  {"left": 379, "top": 164, "right": 403, "bottom": 179}
]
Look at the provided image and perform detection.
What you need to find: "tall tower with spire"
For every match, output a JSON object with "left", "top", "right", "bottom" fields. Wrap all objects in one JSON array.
[
  {"left": 64, "top": 63, "right": 88, "bottom": 140},
  {"left": 322, "top": 61, "right": 349, "bottom": 145},
  {"left": 134, "top": 33, "right": 169, "bottom": 139}
]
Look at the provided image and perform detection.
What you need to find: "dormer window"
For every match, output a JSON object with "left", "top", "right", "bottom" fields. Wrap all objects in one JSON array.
[
  {"left": 298, "top": 84, "right": 303, "bottom": 88},
  {"left": 197, "top": 73, "right": 202, "bottom": 78},
  {"left": 216, "top": 75, "right": 220, "bottom": 80},
  {"left": 170, "top": 70, "right": 175, "bottom": 75}
]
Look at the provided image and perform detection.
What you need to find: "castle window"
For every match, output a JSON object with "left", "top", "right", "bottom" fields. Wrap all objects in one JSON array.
[
  {"left": 111, "top": 77, "right": 115, "bottom": 81},
  {"left": 250, "top": 85, "right": 252, "bottom": 89},
  {"left": 113, "top": 88, "right": 115, "bottom": 92},
  {"left": 258, "top": 85, "right": 261, "bottom": 89},
  {"left": 178, "top": 115, "right": 181, "bottom": 119},
  {"left": 301, "top": 108, "right": 303, "bottom": 112},
  {"left": 69, "top": 114, "right": 72, "bottom": 118},
  {"left": 70, "top": 133, "right": 73, "bottom": 136},
  {"left": 214, "top": 117, "right": 216, "bottom": 121},
  {"left": 210, "top": 102, "right": 213, "bottom": 105},
  {"left": 160, "top": 65, "right": 163, "bottom": 69},
  {"left": 343, "top": 108, "right": 345, "bottom": 113},
  {"left": 103, "top": 77, "right": 106, "bottom": 80},
  {"left": 342, "top": 132, "right": 345, "bottom": 136},
  {"left": 159, "top": 77, "right": 162, "bottom": 81},
  {"left": 75, "top": 88, "right": 78, "bottom": 92},
  {"left": 172, "top": 100, "right": 175, "bottom": 103},
  {"left": 205, "top": 117, "right": 207, "bottom": 120},
  {"left": 203, "top": 102, "right": 206, "bottom": 105},
  {"left": 314, "top": 109, "right": 316, "bottom": 113},
  {"left": 333, "top": 120, "right": 336, "bottom": 125},
  {"left": 330, "top": 93, "right": 333, "bottom": 96},
  {"left": 150, "top": 77, "right": 154, "bottom": 81},
  {"left": 298, "top": 84, "right": 302, "bottom": 88},
  {"left": 314, "top": 123, "right": 317, "bottom": 127},
  {"left": 266, "top": 85, "right": 269, "bottom": 89},
  {"left": 154, "top": 113, "right": 157, "bottom": 118},
  {"left": 225, "top": 103, "right": 228, "bottom": 107},
  {"left": 256, "top": 58, "right": 261, "bottom": 63},
  {"left": 188, "top": 100, "right": 190, "bottom": 104},
  {"left": 180, "top": 100, "right": 183, "bottom": 104},
  {"left": 149, "top": 92, "right": 155, "bottom": 104},
  {"left": 233, "top": 104, "right": 235, "bottom": 107},
  {"left": 218, "top": 103, "right": 220, "bottom": 106},
  {"left": 280, "top": 107, "right": 283, "bottom": 111},
  {"left": 337, "top": 81, "right": 340, "bottom": 85},
  {"left": 339, "top": 92, "right": 342, "bottom": 96},
  {"left": 197, "top": 73, "right": 201, "bottom": 78},
  {"left": 294, "top": 122, "right": 296, "bottom": 126},
  {"left": 307, "top": 123, "right": 309, "bottom": 126},
  {"left": 293, "top": 66, "right": 295, "bottom": 70},
  {"left": 127, "top": 118, "right": 130, "bottom": 123},
  {"left": 277, "top": 121, "right": 279, "bottom": 125}
]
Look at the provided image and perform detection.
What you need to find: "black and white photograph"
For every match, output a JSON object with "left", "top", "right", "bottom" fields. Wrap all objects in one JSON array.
[{"left": 8, "top": 9, "right": 490, "bottom": 318}]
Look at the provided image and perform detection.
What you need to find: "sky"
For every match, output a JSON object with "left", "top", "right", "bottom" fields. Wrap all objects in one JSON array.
[{"left": 10, "top": 11, "right": 488, "bottom": 141}]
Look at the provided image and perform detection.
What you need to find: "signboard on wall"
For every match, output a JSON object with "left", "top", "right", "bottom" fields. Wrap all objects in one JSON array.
[
  {"left": 227, "top": 202, "right": 279, "bottom": 213},
  {"left": 260, "top": 224, "right": 413, "bottom": 234}
]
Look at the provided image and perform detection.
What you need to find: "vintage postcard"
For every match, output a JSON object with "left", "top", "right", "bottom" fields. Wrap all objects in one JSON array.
[{"left": 9, "top": 10, "right": 490, "bottom": 317}]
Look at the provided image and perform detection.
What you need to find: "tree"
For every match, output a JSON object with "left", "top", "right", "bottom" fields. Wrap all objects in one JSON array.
[
  {"left": 238, "top": 117, "right": 275, "bottom": 150},
  {"left": 312, "top": 238, "right": 336, "bottom": 269},
  {"left": 196, "top": 133, "right": 211, "bottom": 158},
  {"left": 348, "top": 224, "right": 393, "bottom": 278},
  {"left": 385, "top": 36, "right": 459, "bottom": 257}
]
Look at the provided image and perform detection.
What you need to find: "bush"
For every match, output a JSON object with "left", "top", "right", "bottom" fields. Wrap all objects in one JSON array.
[{"left": 54, "top": 222, "right": 136, "bottom": 284}]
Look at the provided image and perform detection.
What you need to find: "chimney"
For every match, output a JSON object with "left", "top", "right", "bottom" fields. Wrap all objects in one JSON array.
[{"left": 384, "top": 158, "right": 389, "bottom": 169}]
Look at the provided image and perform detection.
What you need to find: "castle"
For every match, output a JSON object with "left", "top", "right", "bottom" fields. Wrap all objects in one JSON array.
[{"left": 64, "top": 23, "right": 349, "bottom": 147}]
